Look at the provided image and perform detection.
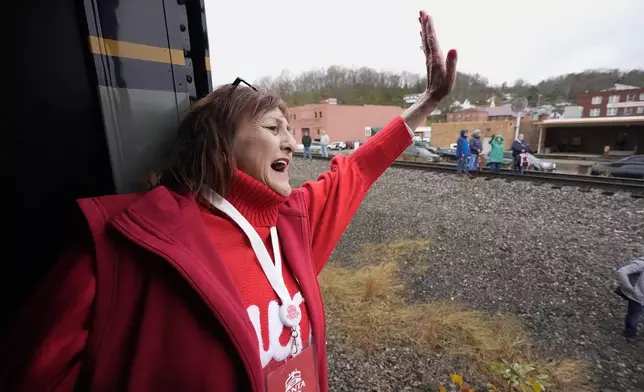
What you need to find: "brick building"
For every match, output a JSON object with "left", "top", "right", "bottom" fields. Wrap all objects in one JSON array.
[
  {"left": 431, "top": 120, "right": 539, "bottom": 153},
  {"left": 578, "top": 84, "right": 644, "bottom": 118},
  {"left": 444, "top": 105, "right": 532, "bottom": 122},
  {"left": 446, "top": 108, "right": 488, "bottom": 122},
  {"left": 287, "top": 100, "right": 404, "bottom": 144}
]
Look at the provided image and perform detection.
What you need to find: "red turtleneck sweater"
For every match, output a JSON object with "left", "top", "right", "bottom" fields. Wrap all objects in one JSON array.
[
  {"left": 8, "top": 116, "right": 413, "bottom": 390},
  {"left": 199, "top": 170, "right": 310, "bottom": 373}
]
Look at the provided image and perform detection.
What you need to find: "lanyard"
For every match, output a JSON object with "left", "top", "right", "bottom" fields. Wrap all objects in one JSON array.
[{"left": 202, "top": 188, "right": 302, "bottom": 329}]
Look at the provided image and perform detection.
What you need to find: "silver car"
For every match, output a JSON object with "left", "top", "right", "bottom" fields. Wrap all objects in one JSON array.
[
  {"left": 526, "top": 153, "right": 556, "bottom": 172},
  {"left": 296, "top": 141, "right": 322, "bottom": 154},
  {"left": 401, "top": 145, "right": 440, "bottom": 163},
  {"left": 484, "top": 151, "right": 556, "bottom": 171}
]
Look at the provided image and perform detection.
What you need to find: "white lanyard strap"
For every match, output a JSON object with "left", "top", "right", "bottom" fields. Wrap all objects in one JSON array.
[
  {"left": 202, "top": 189, "right": 302, "bottom": 331},
  {"left": 202, "top": 189, "right": 291, "bottom": 305}
]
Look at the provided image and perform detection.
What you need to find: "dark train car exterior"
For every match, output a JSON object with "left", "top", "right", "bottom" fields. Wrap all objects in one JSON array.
[{"left": 10, "top": 0, "right": 212, "bottom": 330}]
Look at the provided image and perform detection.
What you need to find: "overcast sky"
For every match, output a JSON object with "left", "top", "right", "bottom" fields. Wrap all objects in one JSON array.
[{"left": 205, "top": 0, "right": 644, "bottom": 87}]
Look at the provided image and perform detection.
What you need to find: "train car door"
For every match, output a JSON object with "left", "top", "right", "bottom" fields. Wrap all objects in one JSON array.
[{"left": 9, "top": 0, "right": 211, "bottom": 331}]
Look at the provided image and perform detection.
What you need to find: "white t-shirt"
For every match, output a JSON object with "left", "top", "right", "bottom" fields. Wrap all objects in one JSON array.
[{"left": 320, "top": 134, "right": 330, "bottom": 145}]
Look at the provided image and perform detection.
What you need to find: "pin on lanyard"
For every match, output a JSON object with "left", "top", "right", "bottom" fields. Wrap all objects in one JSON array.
[{"left": 202, "top": 189, "right": 302, "bottom": 329}]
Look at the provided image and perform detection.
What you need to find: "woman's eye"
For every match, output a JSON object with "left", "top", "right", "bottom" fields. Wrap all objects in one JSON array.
[{"left": 265, "top": 126, "right": 279, "bottom": 134}]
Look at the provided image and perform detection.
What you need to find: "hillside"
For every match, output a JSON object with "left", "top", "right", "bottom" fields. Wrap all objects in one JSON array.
[{"left": 255, "top": 68, "right": 644, "bottom": 109}]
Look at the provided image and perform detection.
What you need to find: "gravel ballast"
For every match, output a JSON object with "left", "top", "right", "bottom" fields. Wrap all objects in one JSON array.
[{"left": 290, "top": 157, "right": 644, "bottom": 392}]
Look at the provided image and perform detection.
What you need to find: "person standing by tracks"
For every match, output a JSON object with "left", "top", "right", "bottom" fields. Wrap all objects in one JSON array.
[
  {"left": 0, "top": 10, "right": 458, "bottom": 392},
  {"left": 455, "top": 129, "right": 470, "bottom": 174},
  {"left": 518, "top": 149, "right": 530, "bottom": 175},
  {"left": 616, "top": 257, "right": 644, "bottom": 342},
  {"left": 488, "top": 134, "right": 504, "bottom": 172},
  {"left": 511, "top": 133, "right": 531, "bottom": 172},
  {"left": 468, "top": 129, "right": 482, "bottom": 172},
  {"left": 320, "top": 130, "right": 330, "bottom": 158},
  {"left": 302, "top": 130, "right": 313, "bottom": 160}
]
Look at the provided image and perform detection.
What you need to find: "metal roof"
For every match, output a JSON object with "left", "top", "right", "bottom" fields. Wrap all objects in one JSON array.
[{"left": 483, "top": 105, "right": 516, "bottom": 117}]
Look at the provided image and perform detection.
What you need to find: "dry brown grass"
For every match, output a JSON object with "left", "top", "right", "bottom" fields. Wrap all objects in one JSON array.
[{"left": 320, "top": 239, "right": 592, "bottom": 392}]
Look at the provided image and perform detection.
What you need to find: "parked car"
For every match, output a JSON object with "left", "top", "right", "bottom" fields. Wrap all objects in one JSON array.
[
  {"left": 413, "top": 141, "right": 440, "bottom": 154},
  {"left": 295, "top": 141, "right": 322, "bottom": 154},
  {"left": 436, "top": 148, "right": 457, "bottom": 161},
  {"left": 590, "top": 155, "right": 644, "bottom": 179},
  {"left": 412, "top": 141, "right": 440, "bottom": 161},
  {"left": 344, "top": 140, "right": 363, "bottom": 149},
  {"left": 526, "top": 153, "right": 557, "bottom": 172},
  {"left": 328, "top": 141, "right": 346, "bottom": 150},
  {"left": 425, "top": 145, "right": 440, "bottom": 154},
  {"left": 400, "top": 145, "right": 440, "bottom": 163}
]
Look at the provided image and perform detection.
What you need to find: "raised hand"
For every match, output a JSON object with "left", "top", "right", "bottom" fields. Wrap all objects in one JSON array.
[
  {"left": 402, "top": 11, "right": 458, "bottom": 130},
  {"left": 419, "top": 10, "right": 458, "bottom": 103}
]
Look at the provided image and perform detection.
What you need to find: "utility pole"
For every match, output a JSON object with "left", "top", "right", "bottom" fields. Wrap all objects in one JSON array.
[{"left": 511, "top": 98, "right": 528, "bottom": 140}]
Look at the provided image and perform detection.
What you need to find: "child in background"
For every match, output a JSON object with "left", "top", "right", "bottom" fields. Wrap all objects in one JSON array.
[{"left": 519, "top": 149, "right": 529, "bottom": 175}]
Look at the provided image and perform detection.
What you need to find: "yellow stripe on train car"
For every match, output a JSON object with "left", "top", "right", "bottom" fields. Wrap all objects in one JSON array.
[{"left": 88, "top": 36, "right": 185, "bottom": 66}]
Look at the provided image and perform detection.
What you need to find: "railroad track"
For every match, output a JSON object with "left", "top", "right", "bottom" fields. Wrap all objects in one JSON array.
[{"left": 293, "top": 153, "right": 644, "bottom": 197}]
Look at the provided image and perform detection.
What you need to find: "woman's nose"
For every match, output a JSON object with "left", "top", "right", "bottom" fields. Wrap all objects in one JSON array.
[{"left": 283, "top": 130, "right": 296, "bottom": 152}]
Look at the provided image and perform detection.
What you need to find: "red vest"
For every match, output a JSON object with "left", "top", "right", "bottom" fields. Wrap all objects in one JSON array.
[{"left": 75, "top": 186, "right": 328, "bottom": 392}]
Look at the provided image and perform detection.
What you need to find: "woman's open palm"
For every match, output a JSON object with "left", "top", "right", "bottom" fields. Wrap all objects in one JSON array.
[{"left": 419, "top": 10, "right": 458, "bottom": 103}]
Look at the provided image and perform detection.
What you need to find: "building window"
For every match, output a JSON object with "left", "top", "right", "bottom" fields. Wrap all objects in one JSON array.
[
  {"left": 637, "top": 107, "right": 644, "bottom": 114},
  {"left": 294, "top": 114, "right": 296, "bottom": 120},
  {"left": 624, "top": 107, "right": 633, "bottom": 115},
  {"left": 608, "top": 95, "right": 620, "bottom": 103},
  {"left": 319, "top": 111, "right": 323, "bottom": 118},
  {"left": 589, "top": 109, "right": 600, "bottom": 117},
  {"left": 317, "top": 128, "right": 320, "bottom": 135},
  {"left": 626, "top": 94, "right": 635, "bottom": 102},
  {"left": 314, "top": 112, "right": 317, "bottom": 118},
  {"left": 591, "top": 96, "right": 602, "bottom": 104},
  {"left": 607, "top": 107, "right": 618, "bottom": 116},
  {"left": 640, "top": 93, "right": 644, "bottom": 101}
]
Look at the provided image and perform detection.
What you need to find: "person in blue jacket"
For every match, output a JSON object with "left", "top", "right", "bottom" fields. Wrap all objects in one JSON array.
[{"left": 455, "top": 129, "right": 470, "bottom": 174}]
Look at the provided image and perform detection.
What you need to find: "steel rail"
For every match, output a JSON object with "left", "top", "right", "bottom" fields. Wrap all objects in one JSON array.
[{"left": 293, "top": 153, "right": 644, "bottom": 196}]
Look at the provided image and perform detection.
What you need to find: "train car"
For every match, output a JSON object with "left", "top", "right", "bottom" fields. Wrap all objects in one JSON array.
[{"left": 10, "top": 0, "right": 212, "bottom": 330}]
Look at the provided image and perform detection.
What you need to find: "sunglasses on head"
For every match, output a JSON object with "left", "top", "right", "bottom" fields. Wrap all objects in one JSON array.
[{"left": 231, "top": 77, "right": 258, "bottom": 91}]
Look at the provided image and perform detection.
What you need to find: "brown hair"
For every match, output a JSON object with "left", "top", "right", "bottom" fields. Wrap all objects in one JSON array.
[{"left": 154, "top": 84, "right": 287, "bottom": 195}]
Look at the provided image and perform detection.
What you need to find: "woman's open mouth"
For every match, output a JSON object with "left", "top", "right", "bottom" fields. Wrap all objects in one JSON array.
[{"left": 270, "top": 158, "right": 290, "bottom": 173}]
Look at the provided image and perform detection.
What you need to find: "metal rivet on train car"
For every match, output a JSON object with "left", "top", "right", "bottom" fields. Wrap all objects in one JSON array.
[
  {"left": 183, "top": 49, "right": 191, "bottom": 58},
  {"left": 180, "top": 24, "right": 186, "bottom": 32},
  {"left": 187, "top": 75, "right": 193, "bottom": 83}
]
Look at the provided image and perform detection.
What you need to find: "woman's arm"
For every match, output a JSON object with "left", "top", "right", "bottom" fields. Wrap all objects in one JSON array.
[
  {"left": 300, "top": 10, "right": 457, "bottom": 273},
  {"left": 0, "top": 246, "right": 95, "bottom": 392},
  {"left": 302, "top": 117, "right": 412, "bottom": 273}
]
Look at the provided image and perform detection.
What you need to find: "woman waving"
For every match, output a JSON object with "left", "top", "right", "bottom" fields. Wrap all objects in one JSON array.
[{"left": 1, "top": 11, "right": 456, "bottom": 392}]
